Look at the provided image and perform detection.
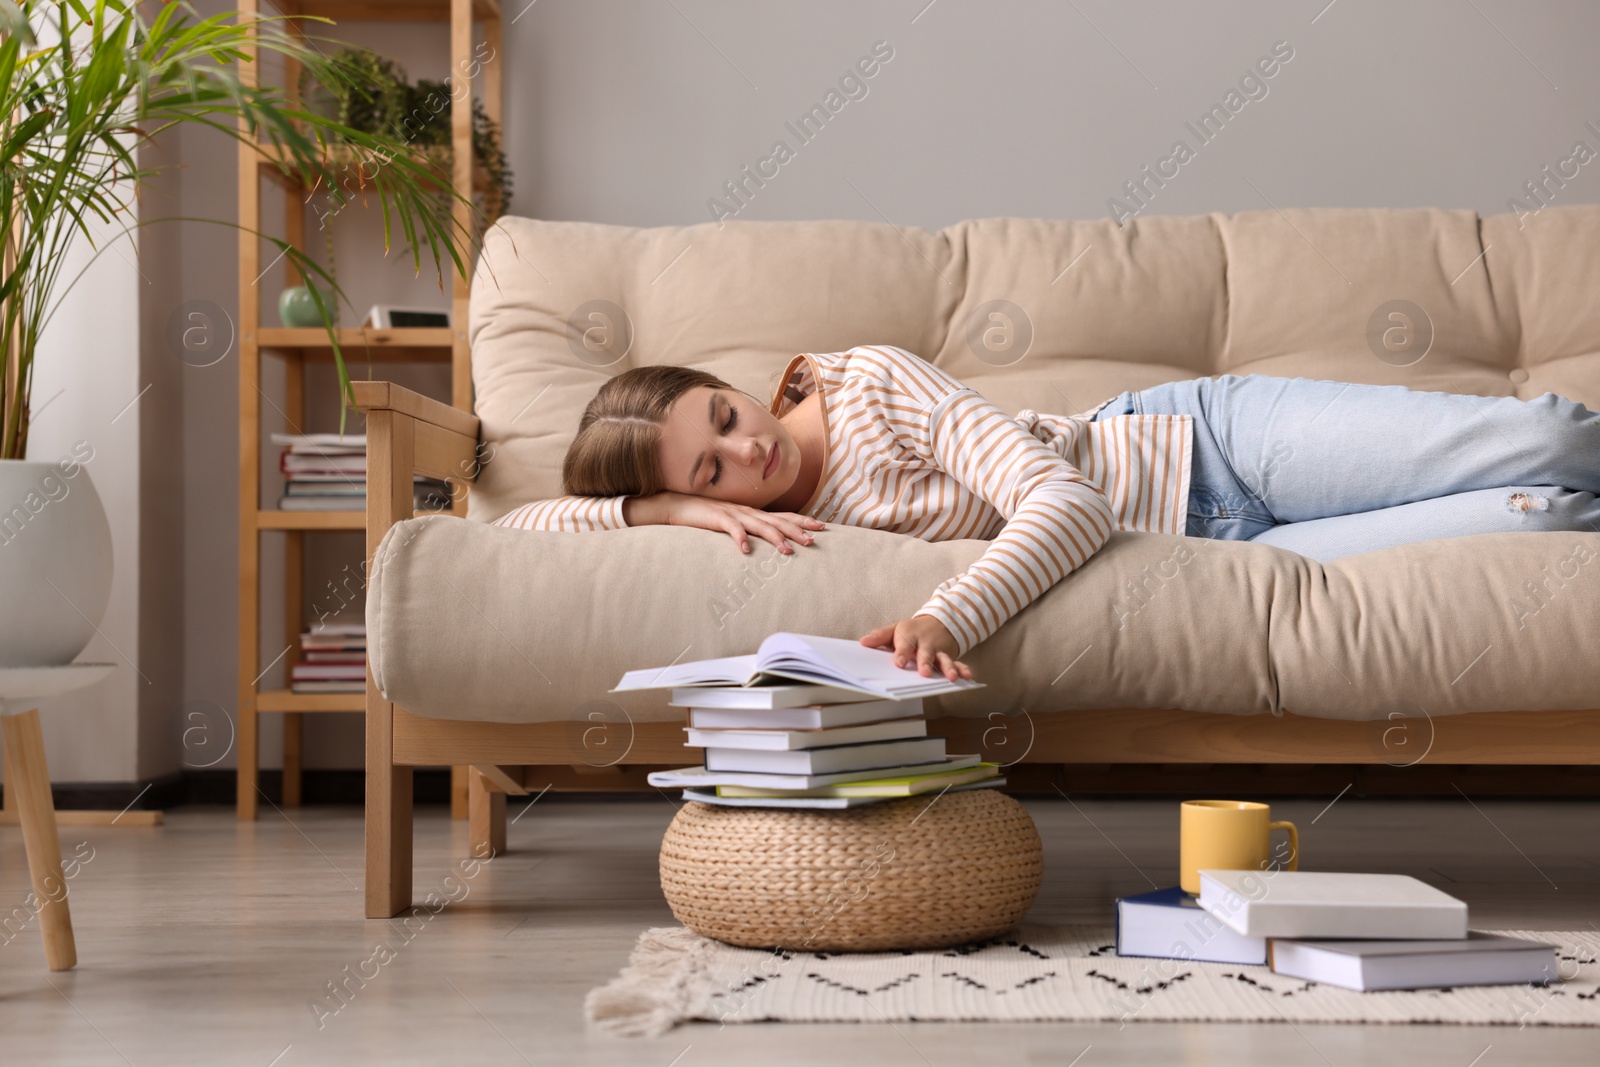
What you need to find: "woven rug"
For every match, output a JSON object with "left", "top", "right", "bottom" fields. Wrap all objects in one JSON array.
[{"left": 586, "top": 925, "right": 1600, "bottom": 1036}]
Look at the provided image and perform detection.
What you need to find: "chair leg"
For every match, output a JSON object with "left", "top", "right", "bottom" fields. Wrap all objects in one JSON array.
[
  {"left": 467, "top": 768, "right": 505, "bottom": 859},
  {"left": 2, "top": 708, "right": 77, "bottom": 971}
]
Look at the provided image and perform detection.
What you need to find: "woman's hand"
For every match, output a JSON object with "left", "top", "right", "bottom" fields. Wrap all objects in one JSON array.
[
  {"left": 624, "top": 492, "right": 824, "bottom": 555},
  {"left": 859, "top": 615, "right": 975, "bottom": 682}
]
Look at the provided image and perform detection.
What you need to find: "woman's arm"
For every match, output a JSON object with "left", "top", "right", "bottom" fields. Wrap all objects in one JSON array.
[
  {"left": 491, "top": 495, "right": 630, "bottom": 532},
  {"left": 493, "top": 493, "right": 822, "bottom": 553},
  {"left": 915, "top": 387, "right": 1117, "bottom": 655}
]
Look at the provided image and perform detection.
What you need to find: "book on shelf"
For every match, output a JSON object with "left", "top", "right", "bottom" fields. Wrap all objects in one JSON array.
[
  {"left": 616, "top": 632, "right": 983, "bottom": 701},
  {"left": 272, "top": 431, "right": 451, "bottom": 512},
  {"left": 301, "top": 652, "right": 366, "bottom": 664},
  {"left": 282, "top": 475, "right": 442, "bottom": 490},
  {"left": 271, "top": 432, "right": 365, "bottom": 451},
  {"left": 1267, "top": 932, "right": 1558, "bottom": 991},
  {"left": 292, "top": 622, "right": 366, "bottom": 694},
  {"left": 683, "top": 718, "right": 927, "bottom": 751},
  {"left": 1115, "top": 886, "right": 1267, "bottom": 965},
  {"left": 306, "top": 622, "right": 365, "bottom": 635},
  {"left": 684, "top": 697, "right": 923, "bottom": 730},
  {"left": 288, "top": 680, "right": 365, "bottom": 694},
  {"left": 680, "top": 777, "right": 1002, "bottom": 810},
  {"left": 282, "top": 452, "right": 366, "bottom": 474},
  {"left": 300, "top": 637, "right": 365, "bottom": 652},
  {"left": 1198, "top": 870, "right": 1469, "bottom": 940},
  {"left": 284, "top": 483, "right": 366, "bottom": 496},
  {"left": 276, "top": 479, "right": 451, "bottom": 512},
  {"left": 290, "top": 664, "right": 366, "bottom": 682}
]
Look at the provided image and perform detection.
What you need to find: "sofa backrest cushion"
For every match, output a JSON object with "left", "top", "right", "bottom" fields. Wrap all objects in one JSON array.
[{"left": 467, "top": 207, "right": 1600, "bottom": 523}]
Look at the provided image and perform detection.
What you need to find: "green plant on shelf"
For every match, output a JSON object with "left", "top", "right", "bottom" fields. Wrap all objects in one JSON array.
[
  {"left": 301, "top": 45, "right": 512, "bottom": 224},
  {"left": 0, "top": 2, "right": 479, "bottom": 458}
]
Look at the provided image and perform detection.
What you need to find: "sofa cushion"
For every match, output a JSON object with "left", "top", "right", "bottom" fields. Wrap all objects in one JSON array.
[
  {"left": 466, "top": 206, "right": 1600, "bottom": 526},
  {"left": 366, "top": 515, "right": 1599, "bottom": 725}
]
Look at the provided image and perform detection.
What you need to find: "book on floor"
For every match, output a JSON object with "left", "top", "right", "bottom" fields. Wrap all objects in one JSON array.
[
  {"left": 1198, "top": 870, "right": 1469, "bottom": 940},
  {"left": 682, "top": 777, "right": 1004, "bottom": 809},
  {"left": 714, "top": 762, "right": 1000, "bottom": 798},
  {"left": 1267, "top": 932, "right": 1558, "bottom": 991},
  {"left": 685, "top": 697, "right": 923, "bottom": 730},
  {"left": 670, "top": 684, "right": 888, "bottom": 710},
  {"left": 1115, "top": 886, "right": 1267, "bottom": 965},
  {"left": 646, "top": 754, "right": 982, "bottom": 792},
  {"left": 614, "top": 632, "right": 983, "bottom": 701},
  {"left": 684, "top": 718, "right": 928, "bottom": 751},
  {"left": 702, "top": 736, "right": 946, "bottom": 776}
]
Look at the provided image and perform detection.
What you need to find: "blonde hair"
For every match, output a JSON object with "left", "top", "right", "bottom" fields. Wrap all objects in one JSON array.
[{"left": 563, "top": 365, "right": 736, "bottom": 496}]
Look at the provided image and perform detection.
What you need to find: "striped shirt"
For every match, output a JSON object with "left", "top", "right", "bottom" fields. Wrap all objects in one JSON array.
[{"left": 492, "top": 345, "right": 1192, "bottom": 655}]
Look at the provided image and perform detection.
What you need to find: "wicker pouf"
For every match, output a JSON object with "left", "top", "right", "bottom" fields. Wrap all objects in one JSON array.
[{"left": 658, "top": 789, "right": 1043, "bottom": 951}]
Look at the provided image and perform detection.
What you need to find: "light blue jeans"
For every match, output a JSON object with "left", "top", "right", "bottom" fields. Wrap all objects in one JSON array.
[{"left": 1089, "top": 375, "right": 1600, "bottom": 561}]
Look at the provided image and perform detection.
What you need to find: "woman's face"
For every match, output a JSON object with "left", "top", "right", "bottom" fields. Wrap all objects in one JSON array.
[{"left": 655, "top": 385, "right": 798, "bottom": 507}]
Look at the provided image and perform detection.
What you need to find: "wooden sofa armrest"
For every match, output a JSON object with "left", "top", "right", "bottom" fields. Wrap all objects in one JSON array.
[
  {"left": 355, "top": 380, "right": 484, "bottom": 917},
  {"left": 351, "top": 380, "right": 479, "bottom": 438},
  {"left": 351, "top": 381, "right": 484, "bottom": 543}
]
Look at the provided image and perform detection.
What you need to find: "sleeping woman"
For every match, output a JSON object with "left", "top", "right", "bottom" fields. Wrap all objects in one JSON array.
[{"left": 493, "top": 345, "right": 1600, "bottom": 682}]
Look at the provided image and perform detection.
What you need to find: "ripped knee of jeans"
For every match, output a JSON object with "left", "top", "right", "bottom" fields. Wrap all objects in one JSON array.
[{"left": 1504, "top": 491, "right": 1551, "bottom": 515}]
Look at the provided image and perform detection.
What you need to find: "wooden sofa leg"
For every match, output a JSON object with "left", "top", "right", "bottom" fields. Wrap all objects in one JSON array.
[
  {"left": 365, "top": 699, "right": 413, "bottom": 918},
  {"left": 450, "top": 764, "right": 469, "bottom": 820},
  {"left": 467, "top": 768, "right": 506, "bottom": 859}
]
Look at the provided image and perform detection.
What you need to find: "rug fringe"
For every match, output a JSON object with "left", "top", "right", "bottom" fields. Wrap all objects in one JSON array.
[{"left": 585, "top": 926, "right": 723, "bottom": 1037}]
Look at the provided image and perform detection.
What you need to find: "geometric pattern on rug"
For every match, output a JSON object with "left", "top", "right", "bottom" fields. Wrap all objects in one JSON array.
[{"left": 586, "top": 925, "right": 1600, "bottom": 1037}]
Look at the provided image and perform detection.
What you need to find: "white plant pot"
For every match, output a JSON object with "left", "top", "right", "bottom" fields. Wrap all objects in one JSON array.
[{"left": 0, "top": 458, "right": 114, "bottom": 667}]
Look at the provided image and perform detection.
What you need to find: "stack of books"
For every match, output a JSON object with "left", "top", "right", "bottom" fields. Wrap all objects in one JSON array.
[
  {"left": 1117, "top": 870, "right": 1559, "bottom": 991},
  {"left": 289, "top": 622, "right": 367, "bottom": 693},
  {"left": 272, "top": 432, "right": 451, "bottom": 512},
  {"left": 625, "top": 633, "right": 997, "bottom": 809}
]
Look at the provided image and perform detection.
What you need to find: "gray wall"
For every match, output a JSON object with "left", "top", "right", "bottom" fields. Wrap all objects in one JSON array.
[{"left": 104, "top": 0, "right": 1600, "bottom": 782}]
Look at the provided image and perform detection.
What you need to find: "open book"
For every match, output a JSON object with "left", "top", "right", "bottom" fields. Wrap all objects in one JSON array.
[{"left": 613, "top": 632, "right": 984, "bottom": 701}]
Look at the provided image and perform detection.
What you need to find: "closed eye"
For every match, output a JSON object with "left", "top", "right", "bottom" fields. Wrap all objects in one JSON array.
[{"left": 709, "top": 401, "right": 738, "bottom": 486}]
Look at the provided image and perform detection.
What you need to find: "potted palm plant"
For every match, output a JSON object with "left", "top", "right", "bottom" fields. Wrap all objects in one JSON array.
[{"left": 0, "top": 1, "right": 473, "bottom": 666}]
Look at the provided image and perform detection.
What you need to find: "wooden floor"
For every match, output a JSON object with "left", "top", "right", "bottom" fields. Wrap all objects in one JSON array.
[{"left": 1, "top": 795, "right": 1597, "bottom": 1066}]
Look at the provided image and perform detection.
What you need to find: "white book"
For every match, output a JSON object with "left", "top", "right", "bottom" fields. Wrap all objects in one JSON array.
[
  {"left": 670, "top": 684, "right": 885, "bottom": 710},
  {"left": 684, "top": 718, "right": 927, "bottom": 751},
  {"left": 681, "top": 778, "right": 1003, "bottom": 809},
  {"left": 305, "top": 622, "right": 366, "bottom": 636},
  {"left": 687, "top": 698, "right": 923, "bottom": 730},
  {"left": 1115, "top": 887, "right": 1267, "bottom": 965},
  {"left": 270, "top": 431, "right": 366, "bottom": 451},
  {"left": 1198, "top": 870, "right": 1469, "bottom": 940},
  {"left": 614, "top": 632, "right": 983, "bottom": 701},
  {"left": 646, "top": 754, "right": 981, "bottom": 792},
  {"left": 1268, "top": 932, "right": 1558, "bottom": 991},
  {"left": 703, "top": 737, "right": 946, "bottom": 775},
  {"left": 718, "top": 763, "right": 998, "bottom": 798}
]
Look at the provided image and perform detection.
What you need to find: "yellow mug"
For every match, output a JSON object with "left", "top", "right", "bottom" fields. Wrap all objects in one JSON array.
[{"left": 1179, "top": 799, "right": 1299, "bottom": 895}]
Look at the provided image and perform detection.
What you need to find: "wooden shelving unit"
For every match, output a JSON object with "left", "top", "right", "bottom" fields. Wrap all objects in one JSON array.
[{"left": 236, "top": 0, "right": 500, "bottom": 819}]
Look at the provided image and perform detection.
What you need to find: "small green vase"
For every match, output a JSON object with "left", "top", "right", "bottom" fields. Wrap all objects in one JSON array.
[{"left": 278, "top": 285, "right": 330, "bottom": 328}]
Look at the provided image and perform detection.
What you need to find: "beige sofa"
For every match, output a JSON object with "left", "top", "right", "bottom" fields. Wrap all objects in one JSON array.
[{"left": 357, "top": 206, "right": 1600, "bottom": 918}]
